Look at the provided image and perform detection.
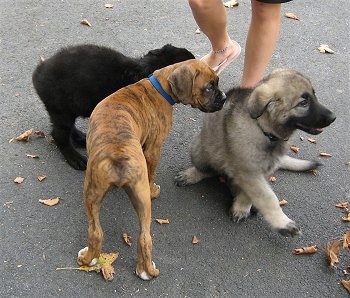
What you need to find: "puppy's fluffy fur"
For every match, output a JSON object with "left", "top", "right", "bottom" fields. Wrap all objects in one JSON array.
[{"left": 32, "top": 44, "right": 195, "bottom": 170}]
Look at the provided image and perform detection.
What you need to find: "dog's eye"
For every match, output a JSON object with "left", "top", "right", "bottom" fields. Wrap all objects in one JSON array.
[
  {"left": 298, "top": 98, "right": 309, "bottom": 107},
  {"left": 204, "top": 84, "right": 213, "bottom": 93}
]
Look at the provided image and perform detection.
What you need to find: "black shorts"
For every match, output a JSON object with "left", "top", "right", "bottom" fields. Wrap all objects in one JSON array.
[{"left": 256, "top": 0, "right": 292, "bottom": 3}]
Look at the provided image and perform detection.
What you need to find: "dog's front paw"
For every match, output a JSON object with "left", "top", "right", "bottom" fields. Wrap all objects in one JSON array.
[
  {"left": 136, "top": 261, "right": 159, "bottom": 281},
  {"left": 229, "top": 204, "right": 252, "bottom": 222},
  {"left": 77, "top": 247, "right": 98, "bottom": 266},
  {"left": 174, "top": 167, "right": 206, "bottom": 186},
  {"left": 277, "top": 221, "right": 301, "bottom": 237}
]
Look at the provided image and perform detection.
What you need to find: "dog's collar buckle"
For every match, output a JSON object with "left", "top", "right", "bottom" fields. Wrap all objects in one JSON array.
[{"left": 148, "top": 74, "right": 175, "bottom": 106}]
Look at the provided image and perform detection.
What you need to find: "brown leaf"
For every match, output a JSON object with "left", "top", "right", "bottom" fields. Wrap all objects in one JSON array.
[
  {"left": 342, "top": 213, "right": 350, "bottom": 222},
  {"left": 39, "top": 197, "right": 60, "bottom": 206},
  {"left": 15, "top": 129, "right": 34, "bottom": 142},
  {"left": 104, "top": 3, "right": 113, "bottom": 8},
  {"left": 293, "top": 245, "right": 318, "bottom": 255},
  {"left": 279, "top": 199, "right": 288, "bottom": 206},
  {"left": 223, "top": 0, "right": 239, "bottom": 8},
  {"left": 335, "top": 202, "right": 349, "bottom": 209},
  {"left": 318, "top": 44, "right": 335, "bottom": 54},
  {"left": 122, "top": 233, "right": 132, "bottom": 246},
  {"left": 326, "top": 239, "right": 342, "bottom": 266},
  {"left": 26, "top": 153, "right": 39, "bottom": 158},
  {"left": 34, "top": 130, "right": 46, "bottom": 138},
  {"left": 192, "top": 235, "right": 200, "bottom": 244},
  {"left": 155, "top": 218, "right": 170, "bottom": 225},
  {"left": 307, "top": 138, "right": 317, "bottom": 144},
  {"left": 343, "top": 231, "right": 350, "bottom": 249},
  {"left": 290, "top": 145, "right": 299, "bottom": 153},
  {"left": 37, "top": 175, "right": 47, "bottom": 182},
  {"left": 310, "top": 169, "right": 319, "bottom": 176},
  {"left": 341, "top": 280, "right": 350, "bottom": 293},
  {"left": 80, "top": 18, "right": 92, "bottom": 27},
  {"left": 285, "top": 12, "right": 300, "bottom": 20},
  {"left": 319, "top": 152, "right": 332, "bottom": 157},
  {"left": 14, "top": 177, "right": 25, "bottom": 184}
]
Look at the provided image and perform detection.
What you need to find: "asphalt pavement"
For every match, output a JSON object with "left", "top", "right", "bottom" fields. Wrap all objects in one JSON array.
[{"left": 0, "top": 0, "right": 349, "bottom": 297}]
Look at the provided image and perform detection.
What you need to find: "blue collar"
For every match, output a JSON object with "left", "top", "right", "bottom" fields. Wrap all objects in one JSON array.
[{"left": 148, "top": 74, "right": 175, "bottom": 106}]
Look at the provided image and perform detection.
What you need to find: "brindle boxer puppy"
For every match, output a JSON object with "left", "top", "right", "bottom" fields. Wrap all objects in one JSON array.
[{"left": 77, "top": 59, "right": 226, "bottom": 280}]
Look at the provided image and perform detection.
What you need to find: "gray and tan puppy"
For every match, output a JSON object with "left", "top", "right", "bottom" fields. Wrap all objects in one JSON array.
[
  {"left": 77, "top": 59, "right": 226, "bottom": 280},
  {"left": 175, "top": 69, "right": 336, "bottom": 237}
]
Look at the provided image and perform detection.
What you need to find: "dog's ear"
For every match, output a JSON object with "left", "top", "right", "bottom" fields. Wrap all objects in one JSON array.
[
  {"left": 247, "top": 83, "right": 273, "bottom": 119},
  {"left": 168, "top": 65, "right": 196, "bottom": 100}
]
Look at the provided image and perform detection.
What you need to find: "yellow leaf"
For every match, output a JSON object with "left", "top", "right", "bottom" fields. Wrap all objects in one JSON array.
[
  {"left": 319, "top": 152, "right": 332, "bottom": 157},
  {"left": 335, "top": 202, "right": 348, "bottom": 209},
  {"left": 279, "top": 199, "right": 288, "bottom": 206},
  {"left": 105, "top": 3, "right": 113, "bottom": 8},
  {"left": 39, "top": 197, "right": 60, "bottom": 206},
  {"left": 341, "top": 279, "right": 350, "bottom": 293},
  {"left": 290, "top": 145, "right": 299, "bottom": 153},
  {"left": 342, "top": 213, "right": 350, "bottom": 222},
  {"left": 26, "top": 153, "right": 39, "bottom": 158},
  {"left": 307, "top": 138, "right": 317, "bottom": 144}
]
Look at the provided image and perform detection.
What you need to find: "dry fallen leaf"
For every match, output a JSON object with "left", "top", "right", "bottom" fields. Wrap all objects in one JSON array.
[
  {"left": 80, "top": 18, "right": 92, "bottom": 27},
  {"left": 342, "top": 213, "right": 350, "bottom": 222},
  {"left": 26, "top": 153, "right": 39, "bottom": 158},
  {"left": 223, "top": 0, "right": 239, "bottom": 8},
  {"left": 341, "top": 280, "right": 350, "bottom": 293},
  {"left": 155, "top": 218, "right": 170, "bottom": 225},
  {"left": 122, "top": 233, "right": 132, "bottom": 246},
  {"left": 290, "top": 145, "right": 300, "bottom": 153},
  {"left": 318, "top": 44, "right": 335, "bottom": 54},
  {"left": 105, "top": 3, "right": 113, "bottom": 8},
  {"left": 57, "top": 252, "right": 118, "bottom": 281},
  {"left": 293, "top": 245, "right": 318, "bottom": 255},
  {"left": 192, "top": 235, "right": 200, "bottom": 244},
  {"left": 279, "top": 199, "right": 288, "bottom": 206},
  {"left": 15, "top": 129, "right": 34, "bottom": 142},
  {"left": 319, "top": 152, "right": 332, "bottom": 157},
  {"left": 37, "top": 175, "right": 47, "bottom": 182},
  {"left": 195, "top": 28, "right": 201, "bottom": 34},
  {"left": 269, "top": 176, "right": 277, "bottom": 183},
  {"left": 343, "top": 231, "right": 350, "bottom": 249},
  {"left": 336, "top": 202, "right": 349, "bottom": 209},
  {"left": 39, "top": 197, "right": 60, "bottom": 206},
  {"left": 14, "top": 177, "right": 25, "bottom": 184},
  {"left": 310, "top": 169, "right": 319, "bottom": 176},
  {"left": 34, "top": 130, "right": 46, "bottom": 138},
  {"left": 326, "top": 239, "right": 342, "bottom": 266},
  {"left": 285, "top": 12, "right": 300, "bottom": 20},
  {"left": 307, "top": 138, "right": 317, "bottom": 144}
]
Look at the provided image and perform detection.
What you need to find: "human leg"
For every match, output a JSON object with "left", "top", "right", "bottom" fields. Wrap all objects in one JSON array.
[
  {"left": 240, "top": 0, "right": 282, "bottom": 87},
  {"left": 188, "top": 0, "right": 241, "bottom": 74}
]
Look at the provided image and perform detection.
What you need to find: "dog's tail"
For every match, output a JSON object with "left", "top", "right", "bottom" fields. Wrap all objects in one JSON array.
[{"left": 278, "top": 155, "right": 322, "bottom": 172}]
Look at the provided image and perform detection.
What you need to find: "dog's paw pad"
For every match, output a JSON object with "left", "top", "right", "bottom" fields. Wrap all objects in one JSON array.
[{"left": 136, "top": 261, "right": 157, "bottom": 281}]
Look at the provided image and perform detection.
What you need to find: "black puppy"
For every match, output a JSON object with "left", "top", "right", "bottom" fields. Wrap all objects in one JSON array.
[{"left": 32, "top": 44, "right": 195, "bottom": 170}]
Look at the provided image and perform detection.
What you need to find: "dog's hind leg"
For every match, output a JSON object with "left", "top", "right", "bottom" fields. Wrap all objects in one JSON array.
[
  {"left": 279, "top": 155, "right": 321, "bottom": 172},
  {"left": 50, "top": 114, "right": 87, "bottom": 170},
  {"left": 71, "top": 127, "right": 86, "bottom": 147},
  {"left": 125, "top": 169, "right": 160, "bottom": 280},
  {"left": 77, "top": 169, "right": 109, "bottom": 267},
  {"left": 234, "top": 175, "right": 300, "bottom": 237}
]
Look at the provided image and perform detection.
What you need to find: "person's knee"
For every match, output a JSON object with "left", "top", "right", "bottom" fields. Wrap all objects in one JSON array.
[
  {"left": 252, "top": 1, "right": 281, "bottom": 21},
  {"left": 189, "top": 0, "right": 211, "bottom": 11}
]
